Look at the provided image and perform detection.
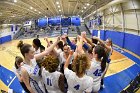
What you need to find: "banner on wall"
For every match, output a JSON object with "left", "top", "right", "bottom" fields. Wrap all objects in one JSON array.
[
  {"left": 48, "top": 17, "right": 61, "bottom": 26},
  {"left": 37, "top": 18, "right": 48, "bottom": 27},
  {"left": 61, "top": 17, "right": 71, "bottom": 27},
  {"left": 71, "top": 17, "right": 81, "bottom": 26},
  {"left": 36, "top": 16, "right": 81, "bottom": 27}
]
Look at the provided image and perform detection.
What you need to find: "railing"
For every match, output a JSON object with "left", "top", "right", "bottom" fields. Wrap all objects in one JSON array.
[
  {"left": 85, "top": 24, "right": 91, "bottom": 35},
  {"left": 13, "top": 26, "right": 24, "bottom": 39},
  {"left": 76, "top": 26, "right": 81, "bottom": 35}
]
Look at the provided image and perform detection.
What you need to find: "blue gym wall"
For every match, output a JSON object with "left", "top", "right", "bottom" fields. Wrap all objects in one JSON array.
[
  {"left": 92, "top": 30, "right": 98, "bottom": 36},
  {"left": 124, "top": 33, "right": 140, "bottom": 56},
  {"left": 92, "top": 30, "right": 140, "bottom": 56},
  {"left": 104, "top": 30, "right": 125, "bottom": 48},
  {"left": 0, "top": 35, "right": 12, "bottom": 44},
  {"left": 0, "top": 25, "right": 16, "bottom": 44}
]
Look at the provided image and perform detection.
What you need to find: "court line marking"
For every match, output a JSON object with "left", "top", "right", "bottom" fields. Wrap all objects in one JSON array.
[
  {"left": 105, "top": 63, "right": 135, "bottom": 77},
  {"left": 105, "top": 46, "right": 139, "bottom": 77},
  {"left": 113, "top": 46, "right": 140, "bottom": 67},
  {"left": 8, "top": 76, "right": 16, "bottom": 87},
  {"left": 110, "top": 58, "right": 128, "bottom": 64}
]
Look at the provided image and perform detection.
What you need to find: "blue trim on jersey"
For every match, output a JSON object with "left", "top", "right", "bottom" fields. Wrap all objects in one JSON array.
[{"left": 30, "top": 77, "right": 44, "bottom": 93}]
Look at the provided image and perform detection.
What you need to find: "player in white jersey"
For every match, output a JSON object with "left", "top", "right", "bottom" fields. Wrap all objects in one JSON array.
[
  {"left": 41, "top": 55, "right": 64, "bottom": 93},
  {"left": 56, "top": 41, "right": 63, "bottom": 54},
  {"left": 92, "top": 36, "right": 113, "bottom": 88},
  {"left": 17, "top": 37, "right": 60, "bottom": 93},
  {"left": 64, "top": 36, "right": 93, "bottom": 93},
  {"left": 86, "top": 45, "right": 107, "bottom": 93},
  {"left": 32, "top": 38, "right": 45, "bottom": 54},
  {"left": 59, "top": 44, "right": 73, "bottom": 73},
  {"left": 13, "top": 56, "right": 30, "bottom": 93},
  {"left": 21, "top": 58, "right": 45, "bottom": 93}
]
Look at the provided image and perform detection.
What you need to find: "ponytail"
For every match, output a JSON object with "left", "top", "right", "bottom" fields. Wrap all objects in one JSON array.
[
  {"left": 94, "top": 45, "right": 107, "bottom": 72},
  {"left": 101, "top": 53, "right": 107, "bottom": 71},
  {"left": 17, "top": 40, "right": 24, "bottom": 49},
  {"left": 17, "top": 41, "right": 32, "bottom": 57},
  {"left": 76, "top": 60, "right": 83, "bottom": 74},
  {"left": 57, "top": 41, "right": 64, "bottom": 51},
  {"left": 15, "top": 56, "right": 23, "bottom": 69},
  {"left": 72, "top": 54, "right": 90, "bottom": 77}
]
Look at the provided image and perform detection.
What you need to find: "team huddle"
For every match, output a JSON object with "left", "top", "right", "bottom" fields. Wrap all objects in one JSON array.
[{"left": 13, "top": 32, "right": 113, "bottom": 93}]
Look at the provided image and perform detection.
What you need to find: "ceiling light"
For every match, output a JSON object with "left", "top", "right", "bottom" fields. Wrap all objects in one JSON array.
[
  {"left": 34, "top": 9, "right": 37, "bottom": 11},
  {"left": 30, "top": 7, "right": 33, "bottom": 9},
  {"left": 39, "top": 12, "right": 41, "bottom": 14},
  {"left": 59, "top": 10, "right": 61, "bottom": 11},
  {"left": 14, "top": 0, "right": 17, "bottom": 3},
  {"left": 81, "top": 10, "right": 83, "bottom": 12},
  {"left": 56, "top": 2, "right": 59, "bottom": 4},
  {"left": 58, "top": 5, "right": 60, "bottom": 8},
  {"left": 45, "top": 16, "right": 47, "bottom": 17},
  {"left": 87, "top": 3, "right": 90, "bottom": 6},
  {"left": 84, "top": 7, "right": 87, "bottom": 9}
]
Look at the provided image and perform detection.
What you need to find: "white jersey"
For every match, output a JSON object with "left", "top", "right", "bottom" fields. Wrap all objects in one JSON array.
[
  {"left": 42, "top": 68, "right": 63, "bottom": 93},
  {"left": 21, "top": 58, "right": 45, "bottom": 93},
  {"left": 64, "top": 68, "right": 93, "bottom": 93},
  {"left": 59, "top": 52, "right": 73, "bottom": 64},
  {"left": 34, "top": 47, "right": 41, "bottom": 54},
  {"left": 56, "top": 48, "right": 62, "bottom": 54},
  {"left": 106, "top": 46, "right": 112, "bottom": 59},
  {"left": 86, "top": 59, "right": 102, "bottom": 92},
  {"left": 13, "top": 67, "right": 21, "bottom": 75},
  {"left": 13, "top": 67, "right": 22, "bottom": 82}
]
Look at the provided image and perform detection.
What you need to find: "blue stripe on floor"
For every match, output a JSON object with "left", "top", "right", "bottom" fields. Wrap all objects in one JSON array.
[
  {"left": 9, "top": 77, "right": 25, "bottom": 93},
  {"left": 0, "top": 65, "right": 25, "bottom": 92},
  {"left": 0, "top": 65, "right": 15, "bottom": 86}
]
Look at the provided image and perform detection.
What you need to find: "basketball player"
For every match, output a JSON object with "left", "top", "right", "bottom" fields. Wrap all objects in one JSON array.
[
  {"left": 13, "top": 56, "right": 30, "bottom": 93},
  {"left": 17, "top": 37, "right": 60, "bottom": 93},
  {"left": 41, "top": 55, "right": 64, "bottom": 93},
  {"left": 64, "top": 36, "right": 93, "bottom": 93},
  {"left": 86, "top": 45, "right": 107, "bottom": 93},
  {"left": 92, "top": 36, "right": 113, "bottom": 88}
]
